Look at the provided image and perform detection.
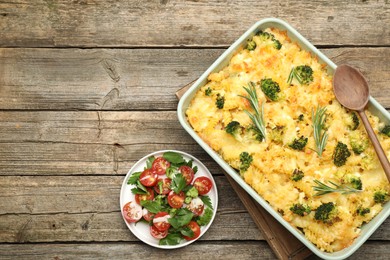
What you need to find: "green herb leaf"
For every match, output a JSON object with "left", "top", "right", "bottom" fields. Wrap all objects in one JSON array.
[
  {"left": 131, "top": 179, "right": 148, "bottom": 195},
  {"left": 197, "top": 207, "right": 213, "bottom": 226},
  {"left": 312, "top": 106, "right": 328, "bottom": 157},
  {"left": 180, "top": 226, "right": 194, "bottom": 237},
  {"left": 127, "top": 171, "right": 142, "bottom": 185},
  {"left": 131, "top": 187, "right": 147, "bottom": 195},
  {"left": 239, "top": 82, "right": 266, "bottom": 141},
  {"left": 163, "top": 152, "right": 185, "bottom": 164},
  {"left": 171, "top": 173, "right": 187, "bottom": 194},
  {"left": 200, "top": 195, "right": 213, "bottom": 210},
  {"left": 146, "top": 156, "right": 155, "bottom": 169},
  {"left": 186, "top": 160, "right": 193, "bottom": 167},
  {"left": 165, "top": 166, "right": 180, "bottom": 179},
  {"left": 193, "top": 166, "right": 198, "bottom": 174},
  {"left": 159, "top": 233, "right": 183, "bottom": 245},
  {"left": 140, "top": 200, "right": 162, "bottom": 214},
  {"left": 312, "top": 179, "right": 361, "bottom": 196},
  {"left": 168, "top": 208, "right": 194, "bottom": 229}
]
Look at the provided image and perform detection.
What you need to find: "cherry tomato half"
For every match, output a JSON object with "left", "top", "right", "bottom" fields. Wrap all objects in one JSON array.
[
  {"left": 150, "top": 225, "right": 168, "bottom": 239},
  {"left": 139, "top": 169, "right": 158, "bottom": 187},
  {"left": 153, "top": 177, "right": 172, "bottom": 195},
  {"left": 168, "top": 191, "right": 185, "bottom": 209},
  {"left": 135, "top": 187, "right": 155, "bottom": 205},
  {"left": 187, "top": 197, "right": 204, "bottom": 216},
  {"left": 152, "top": 157, "right": 171, "bottom": 175},
  {"left": 183, "top": 221, "right": 201, "bottom": 241},
  {"left": 142, "top": 208, "right": 155, "bottom": 222},
  {"left": 179, "top": 166, "right": 194, "bottom": 185},
  {"left": 122, "top": 201, "right": 142, "bottom": 223},
  {"left": 153, "top": 211, "right": 171, "bottom": 232},
  {"left": 193, "top": 176, "right": 213, "bottom": 195}
]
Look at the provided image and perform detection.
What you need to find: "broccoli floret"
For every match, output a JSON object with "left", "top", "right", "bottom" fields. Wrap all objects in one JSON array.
[
  {"left": 289, "top": 136, "right": 308, "bottom": 151},
  {"left": 291, "top": 169, "right": 304, "bottom": 182},
  {"left": 225, "top": 121, "right": 242, "bottom": 138},
  {"left": 260, "top": 78, "right": 280, "bottom": 101},
  {"left": 288, "top": 65, "right": 313, "bottom": 85},
  {"left": 314, "top": 202, "right": 338, "bottom": 224},
  {"left": 298, "top": 114, "right": 304, "bottom": 121},
  {"left": 361, "top": 153, "right": 376, "bottom": 170},
  {"left": 342, "top": 174, "right": 363, "bottom": 190},
  {"left": 380, "top": 125, "right": 390, "bottom": 137},
  {"left": 349, "top": 131, "right": 368, "bottom": 155},
  {"left": 256, "top": 31, "right": 282, "bottom": 50},
  {"left": 374, "top": 190, "right": 389, "bottom": 204},
  {"left": 257, "top": 31, "right": 273, "bottom": 40},
  {"left": 239, "top": 152, "right": 253, "bottom": 173},
  {"left": 216, "top": 94, "right": 225, "bottom": 109},
  {"left": 246, "top": 39, "right": 257, "bottom": 51},
  {"left": 273, "top": 39, "right": 282, "bottom": 50},
  {"left": 333, "top": 142, "right": 351, "bottom": 167},
  {"left": 205, "top": 87, "right": 212, "bottom": 96},
  {"left": 269, "top": 125, "right": 285, "bottom": 144},
  {"left": 351, "top": 112, "right": 360, "bottom": 130},
  {"left": 246, "top": 125, "right": 264, "bottom": 142},
  {"left": 356, "top": 207, "right": 370, "bottom": 216},
  {"left": 290, "top": 203, "right": 311, "bottom": 216}
]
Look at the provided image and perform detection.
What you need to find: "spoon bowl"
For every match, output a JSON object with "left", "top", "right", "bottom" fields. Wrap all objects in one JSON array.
[{"left": 333, "top": 65, "right": 390, "bottom": 181}]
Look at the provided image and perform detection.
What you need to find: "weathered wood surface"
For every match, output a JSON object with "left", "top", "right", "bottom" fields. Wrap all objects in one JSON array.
[
  {"left": 0, "top": 241, "right": 389, "bottom": 260},
  {"left": 1, "top": 110, "right": 389, "bottom": 176},
  {"left": 0, "top": 176, "right": 266, "bottom": 243},
  {"left": 1, "top": 0, "right": 389, "bottom": 259},
  {"left": 0, "top": 48, "right": 389, "bottom": 110},
  {"left": 0, "top": 111, "right": 219, "bottom": 175},
  {"left": 1, "top": 0, "right": 389, "bottom": 47}
]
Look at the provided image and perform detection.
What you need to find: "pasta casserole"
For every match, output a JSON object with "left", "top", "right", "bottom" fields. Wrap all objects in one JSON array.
[{"left": 186, "top": 27, "right": 390, "bottom": 252}]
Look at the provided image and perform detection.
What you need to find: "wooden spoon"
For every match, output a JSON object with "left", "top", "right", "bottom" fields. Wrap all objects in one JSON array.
[{"left": 333, "top": 64, "right": 390, "bottom": 182}]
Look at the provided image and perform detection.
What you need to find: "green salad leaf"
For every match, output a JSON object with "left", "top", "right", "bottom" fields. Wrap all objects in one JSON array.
[{"left": 200, "top": 195, "right": 213, "bottom": 210}]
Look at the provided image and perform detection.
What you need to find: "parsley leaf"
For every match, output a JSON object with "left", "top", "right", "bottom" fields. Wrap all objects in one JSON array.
[
  {"left": 200, "top": 195, "right": 213, "bottom": 210},
  {"left": 171, "top": 173, "right": 187, "bottom": 194},
  {"left": 168, "top": 208, "right": 194, "bottom": 229},
  {"left": 140, "top": 200, "right": 162, "bottom": 214},
  {"left": 145, "top": 156, "right": 155, "bottom": 169},
  {"left": 163, "top": 151, "right": 185, "bottom": 164},
  {"left": 131, "top": 180, "right": 148, "bottom": 195},
  {"left": 159, "top": 233, "right": 183, "bottom": 245},
  {"left": 180, "top": 226, "right": 194, "bottom": 237},
  {"left": 193, "top": 166, "right": 198, "bottom": 174},
  {"left": 127, "top": 171, "right": 142, "bottom": 185},
  {"left": 197, "top": 207, "right": 213, "bottom": 226}
]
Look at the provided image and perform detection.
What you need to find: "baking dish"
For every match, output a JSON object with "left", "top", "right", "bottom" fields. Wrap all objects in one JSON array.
[{"left": 177, "top": 18, "right": 390, "bottom": 259}]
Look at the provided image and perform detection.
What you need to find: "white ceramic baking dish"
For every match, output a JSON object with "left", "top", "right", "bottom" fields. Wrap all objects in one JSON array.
[{"left": 177, "top": 18, "right": 390, "bottom": 259}]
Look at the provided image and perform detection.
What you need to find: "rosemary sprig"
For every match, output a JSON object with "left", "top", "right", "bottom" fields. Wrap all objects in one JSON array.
[
  {"left": 239, "top": 82, "right": 266, "bottom": 141},
  {"left": 312, "top": 106, "right": 328, "bottom": 157},
  {"left": 313, "top": 179, "right": 361, "bottom": 196}
]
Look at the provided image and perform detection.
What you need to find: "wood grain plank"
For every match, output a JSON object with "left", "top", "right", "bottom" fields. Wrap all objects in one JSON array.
[
  {"left": 0, "top": 241, "right": 390, "bottom": 260},
  {"left": 0, "top": 48, "right": 389, "bottom": 110},
  {"left": 1, "top": 1, "right": 389, "bottom": 47},
  {"left": 0, "top": 175, "right": 388, "bottom": 243},
  {"left": 0, "top": 242, "right": 276, "bottom": 259},
  {"left": 0, "top": 175, "right": 262, "bottom": 242},
  {"left": 1, "top": 110, "right": 389, "bottom": 176}
]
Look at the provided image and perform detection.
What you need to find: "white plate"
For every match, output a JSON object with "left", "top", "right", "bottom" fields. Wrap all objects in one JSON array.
[{"left": 120, "top": 150, "right": 218, "bottom": 249}]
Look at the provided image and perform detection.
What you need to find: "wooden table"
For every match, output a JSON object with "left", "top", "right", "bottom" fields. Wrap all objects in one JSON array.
[{"left": 1, "top": 1, "right": 389, "bottom": 259}]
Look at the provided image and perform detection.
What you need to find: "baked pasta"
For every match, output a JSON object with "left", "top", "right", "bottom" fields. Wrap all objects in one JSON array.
[{"left": 186, "top": 27, "right": 390, "bottom": 252}]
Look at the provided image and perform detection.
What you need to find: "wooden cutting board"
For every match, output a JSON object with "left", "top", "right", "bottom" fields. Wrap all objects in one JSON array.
[{"left": 176, "top": 82, "right": 312, "bottom": 260}]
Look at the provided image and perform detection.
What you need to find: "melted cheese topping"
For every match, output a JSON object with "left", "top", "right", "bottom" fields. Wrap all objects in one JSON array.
[{"left": 186, "top": 28, "right": 390, "bottom": 252}]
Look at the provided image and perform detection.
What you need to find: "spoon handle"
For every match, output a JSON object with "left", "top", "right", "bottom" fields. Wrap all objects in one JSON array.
[{"left": 358, "top": 110, "right": 390, "bottom": 181}]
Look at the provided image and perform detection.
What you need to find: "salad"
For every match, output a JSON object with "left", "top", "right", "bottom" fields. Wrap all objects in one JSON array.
[{"left": 122, "top": 151, "right": 215, "bottom": 246}]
